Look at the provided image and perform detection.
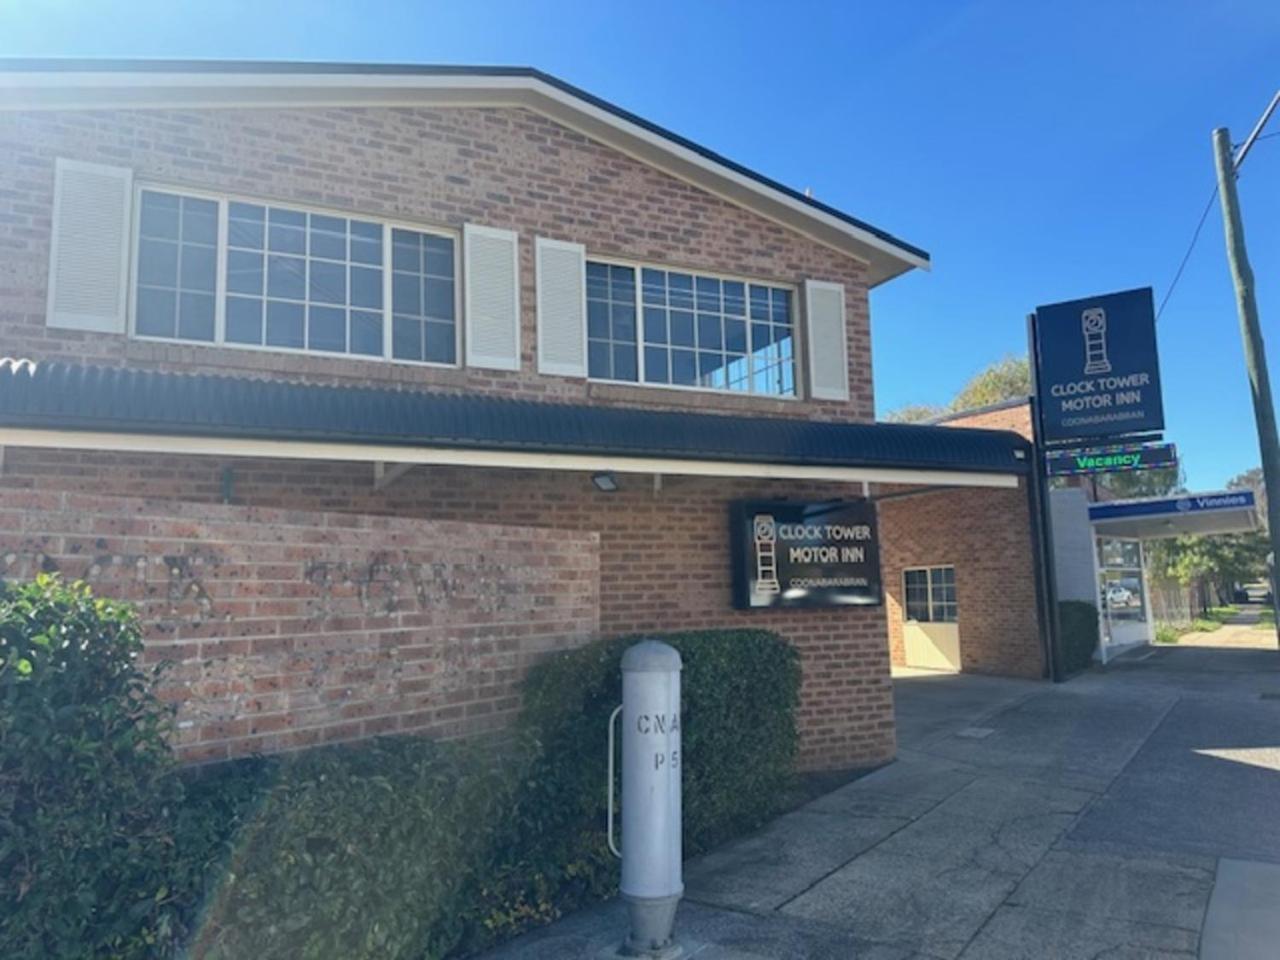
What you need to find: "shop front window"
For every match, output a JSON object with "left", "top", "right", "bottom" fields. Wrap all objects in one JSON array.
[{"left": 1097, "top": 537, "right": 1146, "bottom": 622}]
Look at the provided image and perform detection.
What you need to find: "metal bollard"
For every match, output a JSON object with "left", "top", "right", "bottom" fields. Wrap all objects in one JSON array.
[{"left": 608, "top": 640, "right": 683, "bottom": 959}]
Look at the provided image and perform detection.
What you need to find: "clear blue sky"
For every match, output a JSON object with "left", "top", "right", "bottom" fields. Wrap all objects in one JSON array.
[{"left": 3, "top": 0, "right": 1278, "bottom": 491}]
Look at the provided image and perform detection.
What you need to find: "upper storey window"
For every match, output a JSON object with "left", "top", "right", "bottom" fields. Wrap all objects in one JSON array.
[
  {"left": 586, "top": 260, "right": 796, "bottom": 398},
  {"left": 131, "top": 187, "right": 458, "bottom": 365}
]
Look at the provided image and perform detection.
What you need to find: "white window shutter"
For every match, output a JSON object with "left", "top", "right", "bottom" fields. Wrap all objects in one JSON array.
[
  {"left": 535, "top": 237, "right": 587, "bottom": 377},
  {"left": 804, "top": 279, "right": 850, "bottom": 401},
  {"left": 46, "top": 158, "right": 133, "bottom": 334},
  {"left": 463, "top": 223, "right": 521, "bottom": 371}
]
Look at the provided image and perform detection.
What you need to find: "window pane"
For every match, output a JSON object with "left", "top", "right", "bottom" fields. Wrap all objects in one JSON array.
[
  {"left": 725, "top": 318, "right": 747, "bottom": 353},
  {"left": 423, "top": 235, "right": 453, "bottom": 276},
  {"left": 138, "top": 239, "right": 178, "bottom": 287},
  {"left": 267, "top": 255, "right": 306, "bottom": 300},
  {"left": 670, "top": 311, "right": 695, "bottom": 347},
  {"left": 139, "top": 192, "right": 179, "bottom": 240},
  {"left": 178, "top": 292, "right": 215, "bottom": 341},
  {"left": 644, "top": 346, "right": 669, "bottom": 383},
  {"left": 227, "top": 250, "right": 263, "bottom": 295},
  {"left": 350, "top": 266, "right": 382, "bottom": 309},
  {"left": 392, "top": 230, "right": 421, "bottom": 271},
  {"left": 265, "top": 300, "right": 304, "bottom": 348},
  {"left": 697, "top": 314, "right": 722, "bottom": 350},
  {"left": 588, "top": 300, "right": 610, "bottom": 339},
  {"left": 226, "top": 296, "right": 264, "bottom": 344},
  {"left": 228, "top": 203, "right": 265, "bottom": 249},
  {"left": 423, "top": 279, "right": 454, "bottom": 320},
  {"left": 611, "top": 303, "right": 636, "bottom": 342},
  {"left": 181, "top": 197, "right": 218, "bottom": 244},
  {"left": 308, "top": 305, "right": 346, "bottom": 352},
  {"left": 349, "top": 311, "right": 381, "bottom": 356},
  {"left": 613, "top": 343, "right": 637, "bottom": 382},
  {"left": 308, "top": 259, "right": 346, "bottom": 305},
  {"left": 588, "top": 340, "right": 611, "bottom": 379},
  {"left": 644, "top": 307, "right": 668, "bottom": 344},
  {"left": 180, "top": 244, "right": 216, "bottom": 292},
  {"left": 671, "top": 349, "right": 697, "bottom": 386},
  {"left": 392, "top": 315, "right": 423, "bottom": 361},
  {"left": 136, "top": 287, "right": 176, "bottom": 337},
  {"left": 425, "top": 321, "right": 455, "bottom": 364},
  {"left": 309, "top": 215, "right": 347, "bottom": 260}
]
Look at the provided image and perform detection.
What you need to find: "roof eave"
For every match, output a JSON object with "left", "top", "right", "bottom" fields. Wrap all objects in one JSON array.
[{"left": 0, "top": 60, "right": 929, "bottom": 285}]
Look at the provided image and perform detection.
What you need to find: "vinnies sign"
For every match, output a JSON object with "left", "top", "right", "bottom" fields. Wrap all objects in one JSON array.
[
  {"left": 730, "top": 500, "right": 882, "bottom": 609},
  {"left": 1032, "top": 287, "right": 1164, "bottom": 443}
]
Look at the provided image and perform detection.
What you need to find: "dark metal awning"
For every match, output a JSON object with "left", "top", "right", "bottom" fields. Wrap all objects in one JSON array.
[{"left": 0, "top": 360, "right": 1030, "bottom": 487}]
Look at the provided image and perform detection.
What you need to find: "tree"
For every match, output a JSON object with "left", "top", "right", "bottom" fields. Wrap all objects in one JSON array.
[
  {"left": 883, "top": 403, "right": 947, "bottom": 424},
  {"left": 1228, "top": 466, "right": 1268, "bottom": 528},
  {"left": 881, "top": 354, "right": 1030, "bottom": 422},
  {"left": 950, "top": 355, "right": 1030, "bottom": 411},
  {"left": 1150, "top": 530, "right": 1271, "bottom": 606}
]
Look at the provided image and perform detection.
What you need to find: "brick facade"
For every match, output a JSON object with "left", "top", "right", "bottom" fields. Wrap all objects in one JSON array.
[
  {"left": 0, "top": 450, "right": 897, "bottom": 770},
  {"left": 0, "top": 487, "right": 600, "bottom": 763},
  {"left": 0, "top": 93, "right": 1046, "bottom": 771},
  {"left": 0, "top": 104, "right": 872, "bottom": 421},
  {"left": 879, "top": 483, "right": 1044, "bottom": 678}
]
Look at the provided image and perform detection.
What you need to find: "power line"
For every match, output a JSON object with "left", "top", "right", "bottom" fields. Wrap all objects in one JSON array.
[
  {"left": 1155, "top": 130, "right": 1278, "bottom": 322},
  {"left": 1156, "top": 182, "right": 1218, "bottom": 321}
]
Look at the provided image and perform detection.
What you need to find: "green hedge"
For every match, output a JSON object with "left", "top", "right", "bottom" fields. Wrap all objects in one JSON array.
[
  {"left": 1058, "top": 600, "right": 1100, "bottom": 674},
  {"left": 0, "top": 578, "right": 803, "bottom": 960}
]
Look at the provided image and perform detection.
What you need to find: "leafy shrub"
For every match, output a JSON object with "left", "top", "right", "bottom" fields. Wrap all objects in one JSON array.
[
  {"left": 459, "top": 629, "right": 801, "bottom": 951},
  {"left": 0, "top": 575, "right": 182, "bottom": 960},
  {"left": 188, "top": 737, "right": 531, "bottom": 960},
  {"left": 1155, "top": 624, "right": 1182, "bottom": 645},
  {"left": 1058, "top": 600, "right": 1100, "bottom": 674},
  {"left": 2, "top": 589, "right": 802, "bottom": 960}
]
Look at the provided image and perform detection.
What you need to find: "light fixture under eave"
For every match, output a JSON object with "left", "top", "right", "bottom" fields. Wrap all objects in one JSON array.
[{"left": 592, "top": 471, "right": 619, "bottom": 493}]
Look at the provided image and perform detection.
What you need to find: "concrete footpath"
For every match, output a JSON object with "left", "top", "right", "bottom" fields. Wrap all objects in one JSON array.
[{"left": 479, "top": 640, "right": 1280, "bottom": 959}]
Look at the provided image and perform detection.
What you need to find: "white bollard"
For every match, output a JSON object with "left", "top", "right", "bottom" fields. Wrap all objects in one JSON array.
[{"left": 610, "top": 640, "right": 683, "bottom": 959}]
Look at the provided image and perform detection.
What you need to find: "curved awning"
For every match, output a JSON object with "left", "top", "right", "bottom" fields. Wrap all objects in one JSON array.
[{"left": 0, "top": 360, "right": 1030, "bottom": 488}]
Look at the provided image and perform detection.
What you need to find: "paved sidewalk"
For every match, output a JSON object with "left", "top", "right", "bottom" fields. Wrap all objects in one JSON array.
[{"left": 479, "top": 645, "right": 1280, "bottom": 959}]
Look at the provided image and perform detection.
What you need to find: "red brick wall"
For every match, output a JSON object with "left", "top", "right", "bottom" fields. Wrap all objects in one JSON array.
[
  {"left": 879, "top": 482, "right": 1044, "bottom": 678},
  {"left": 0, "top": 487, "right": 600, "bottom": 763},
  {"left": 0, "top": 104, "right": 872, "bottom": 421},
  {"left": 0, "top": 449, "right": 897, "bottom": 771},
  {"left": 937, "top": 402, "right": 1033, "bottom": 441}
]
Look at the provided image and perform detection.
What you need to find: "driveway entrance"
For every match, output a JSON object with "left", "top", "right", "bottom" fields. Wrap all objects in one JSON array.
[{"left": 481, "top": 642, "right": 1280, "bottom": 959}]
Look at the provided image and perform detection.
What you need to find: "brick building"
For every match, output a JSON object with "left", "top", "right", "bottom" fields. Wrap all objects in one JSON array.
[{"left": 0, "top": 61, "right": 1044, "bottom": 770}]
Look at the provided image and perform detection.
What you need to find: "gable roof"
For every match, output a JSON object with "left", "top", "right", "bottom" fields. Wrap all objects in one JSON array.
[{"left": 0, "top": 58, "right": 928, "bottom": 286}]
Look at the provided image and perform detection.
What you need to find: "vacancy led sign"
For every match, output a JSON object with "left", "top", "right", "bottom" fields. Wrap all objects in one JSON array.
[
  {"left": 730, "top": 500, "right": 882, "bottom": 609},
  {"left": 1044, "top": 442, "right": 1178, "bottom": 477},
  {"left": 1032, "top": 287, "right": 1164, "bottom": 443}
]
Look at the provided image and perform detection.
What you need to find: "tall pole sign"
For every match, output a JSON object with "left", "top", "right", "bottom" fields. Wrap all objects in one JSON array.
[
  {"left": 1027, "top": 285, "right": 1168, "bottom": 683},
  {"left": 1032, "top": 287, "right": 1164, "bottom": 445}
]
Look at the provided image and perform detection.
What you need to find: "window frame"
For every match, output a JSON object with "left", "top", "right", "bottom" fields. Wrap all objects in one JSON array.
[
  {"left": 127, "top": 182, "right": 463, "bottom": 369},
  {"left": 584, "top": 254, "right": 803, "bottom": 400},
  {"left": 902, "top": 565, "right": 958, "bottom": 624}
]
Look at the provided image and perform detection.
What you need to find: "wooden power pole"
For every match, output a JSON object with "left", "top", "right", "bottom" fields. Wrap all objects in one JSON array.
[{"left": 1213, "top": 110, "right": 1280, "bottom": 638}]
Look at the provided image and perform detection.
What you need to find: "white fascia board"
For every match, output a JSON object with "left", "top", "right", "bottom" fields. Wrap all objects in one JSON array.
[
  {"left": 0, "top": 70, "right": 927, "bottom": 284},
  {"left": 0, "top": 427, "right": 1017, "bottom": 490}
]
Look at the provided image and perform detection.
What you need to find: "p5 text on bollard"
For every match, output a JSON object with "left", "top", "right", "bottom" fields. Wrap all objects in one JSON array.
[{"left": 607, "top": 640, "right": 683, "bottom": 959}]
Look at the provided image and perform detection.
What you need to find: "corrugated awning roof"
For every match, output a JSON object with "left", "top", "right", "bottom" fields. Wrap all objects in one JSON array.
[{"left": 0, "top": 361, "right": 1029, "bottom": 478}]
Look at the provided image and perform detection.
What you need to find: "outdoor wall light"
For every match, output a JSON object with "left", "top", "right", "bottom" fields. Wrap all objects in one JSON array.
[{"left": 592, "top": 471, "right": 619, "bottom": 493}]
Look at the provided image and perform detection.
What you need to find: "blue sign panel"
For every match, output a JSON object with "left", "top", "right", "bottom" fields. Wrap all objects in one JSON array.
[
  {"left": 1087, "top": 490, "right": 1255, "bottom": 523},
  {"left": 1033, "top": 287, "right": 1164, "bottom": 443}
]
